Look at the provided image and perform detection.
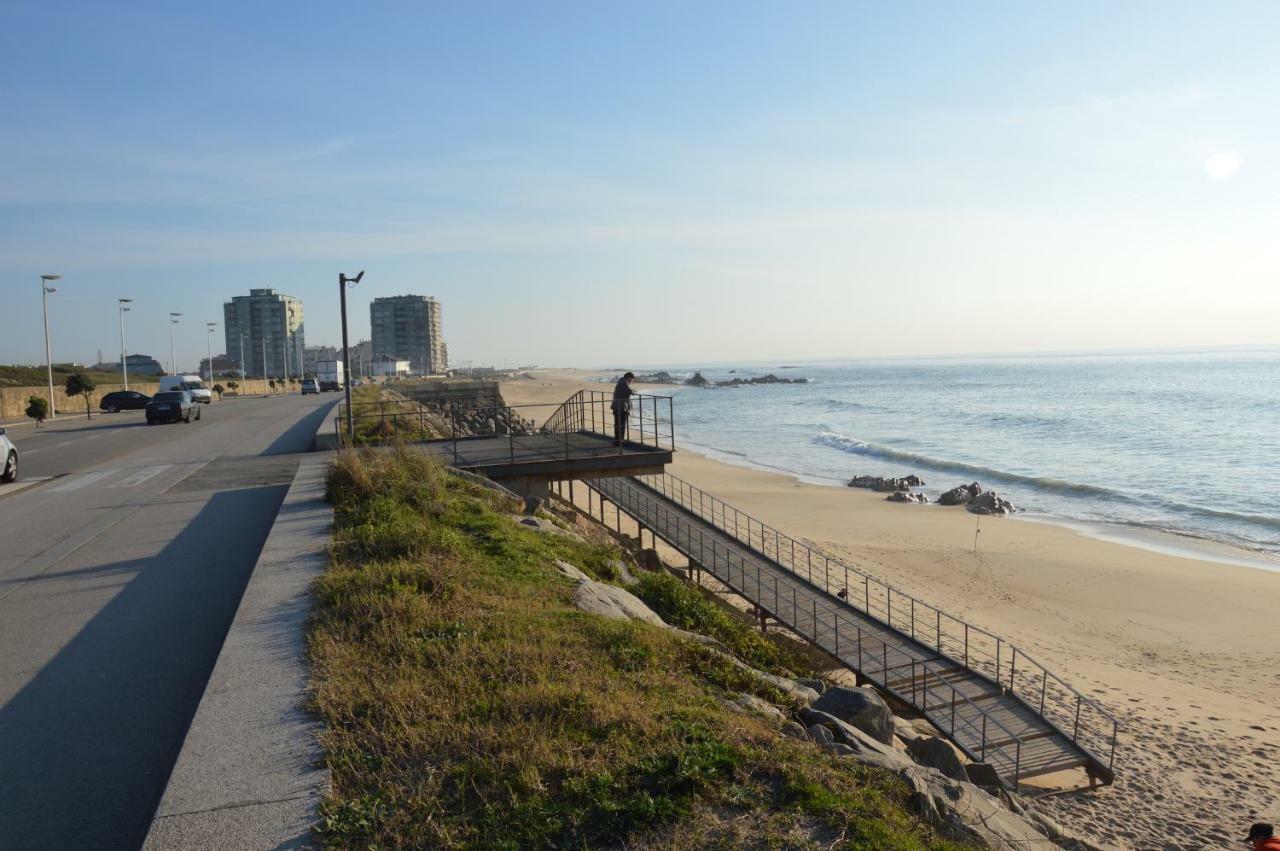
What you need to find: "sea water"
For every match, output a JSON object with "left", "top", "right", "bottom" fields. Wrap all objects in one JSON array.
[{"left": 632, "top": 348, "right": 1280, "bottom": 566}]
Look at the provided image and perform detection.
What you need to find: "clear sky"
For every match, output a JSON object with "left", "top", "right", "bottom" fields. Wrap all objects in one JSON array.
[{"left": 2, "top": 1, "right": 1278, "bottom": 371}]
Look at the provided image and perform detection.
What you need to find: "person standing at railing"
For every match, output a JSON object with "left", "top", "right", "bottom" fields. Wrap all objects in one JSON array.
[{"left": 611, "top": 371, "right": 635, "bottom": 447}]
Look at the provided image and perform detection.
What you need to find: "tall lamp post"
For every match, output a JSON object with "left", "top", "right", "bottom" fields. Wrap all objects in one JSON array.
[
  {"left": 41, "top": 275, "right": 61, "bottom": 418},
  {"left": 238, "top": 333, "right": 247, "bottom": 394},
  {"left": 339, "top": 271, "right": 364, "bottom": 442},
  {"left": 169, "top": 313, "right": 183, "bottom": 374},
  {"left": 118, "top": 298, "right": 133, "bottom": 390},
  {"left": 206, "top": 322, "right": 217, "bottom": 385}
]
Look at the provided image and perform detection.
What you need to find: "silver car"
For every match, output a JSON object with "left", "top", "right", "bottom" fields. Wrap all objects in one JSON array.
[{"left": 0, "top": 428, "right": 17, "bottom": 483}]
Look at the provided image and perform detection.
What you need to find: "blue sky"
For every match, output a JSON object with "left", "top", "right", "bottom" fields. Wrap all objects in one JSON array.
[{"left": 2, "top": 1, "right": 1278, "bottom": 370}]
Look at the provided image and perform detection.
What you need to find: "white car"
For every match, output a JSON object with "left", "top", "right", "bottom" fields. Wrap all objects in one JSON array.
[{"left": 0, "top": 428, "right": 17, "bottom": 483}]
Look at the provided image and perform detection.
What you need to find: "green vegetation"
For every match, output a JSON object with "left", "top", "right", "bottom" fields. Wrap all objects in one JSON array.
[
  {"left": 0, "top": 364, "right": 122, "bottom": 388},
  {"left": 25, "top": 395, "right": 49, "bottom": 426},
  {"left": 64, "top": 372, "right": 96, "bottom": 420},
  {"left": 212, "top": 383, "right": 224, "bottom": 400},
  {"left": 311, "top": 448, "right": 971, "bottom": 850}
]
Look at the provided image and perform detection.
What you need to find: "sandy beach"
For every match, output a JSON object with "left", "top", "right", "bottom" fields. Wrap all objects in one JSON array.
[{"left": 502, "top": 369, "right": 1280, "bottom": 850}]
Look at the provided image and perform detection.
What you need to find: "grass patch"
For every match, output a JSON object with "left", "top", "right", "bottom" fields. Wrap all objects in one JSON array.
[{"left": 310, "top": 447, "right": 973, "bottom": 849}]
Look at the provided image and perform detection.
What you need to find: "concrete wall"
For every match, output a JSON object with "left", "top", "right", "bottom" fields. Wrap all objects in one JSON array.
[{"left": 0, "top": 378, "right": 293, "bottom": 420}]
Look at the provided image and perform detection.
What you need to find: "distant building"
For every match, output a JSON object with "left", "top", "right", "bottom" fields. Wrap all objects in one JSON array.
[
  {"left": 126, "top": 354, "right": 165, "bottom": 376},
  {"left": 223, "top": 288, "right": 305, "bottom": 378},
  {"left": 370, "top": 295, "right": 447, "bottom": 375},
  {"left": 303, "top": 345, "right": 339, "bottom": 376},
  {"left": 370, "top": 356, "right": 411, "bottom": 378},
  {"left": 198, "top": 354, "right": 241, "bottom": 378}
]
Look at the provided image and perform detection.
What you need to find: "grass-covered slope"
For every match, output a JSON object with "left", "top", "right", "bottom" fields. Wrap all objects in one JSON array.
[{"left": 310, "top": 448, "right": 972, "bottom": 850}]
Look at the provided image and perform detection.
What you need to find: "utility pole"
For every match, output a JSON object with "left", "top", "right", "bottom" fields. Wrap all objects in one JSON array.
[
  {"left": 206, "top": 322, "right": 217, "bottom": 385},
  {"left": 169, "top": 313, "right": 183, "bottom": 374},
  {"left": 262, "top": 338, "right": 268, "bottom": 396},
  {"left": 239, "top": 334, "right": 247, "bottom": 393},
  {"left": 339, "top": 271, "right": 364, "bottom": 442},
  {"left": 118, "top": 298, "right": 133, "bottom": 390},
  {"left": 41, "top": 275, "right": 61, "bottom": 418}
]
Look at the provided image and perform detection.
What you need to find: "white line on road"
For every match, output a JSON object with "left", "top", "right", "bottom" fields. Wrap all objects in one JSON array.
[
  {"left": 108, "top": 465, "right": 173, "bottom": 489},
  {"left": 49, "top": 469, "right": 117, "bottom": 492}
]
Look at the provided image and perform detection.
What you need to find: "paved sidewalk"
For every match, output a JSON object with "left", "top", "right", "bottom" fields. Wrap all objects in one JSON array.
[{"left": 142, "top": 454, "right": 333, "bottom": 850}]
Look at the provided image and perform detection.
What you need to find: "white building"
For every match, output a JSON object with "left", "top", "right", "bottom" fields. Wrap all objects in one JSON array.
[{"left": 370, "top": 356, "right": 411, "bottom": 378}]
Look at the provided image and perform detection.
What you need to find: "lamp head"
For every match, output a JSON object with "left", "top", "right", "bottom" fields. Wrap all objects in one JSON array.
[
  {"left": 41, "top": 274, "right": 61, "bottom": 282},
  {"left": 340, "top": 270, "right": 365, "bottom": 286},
  {"left": 119, "top": 297, "right": 133, "bottom": 303}
]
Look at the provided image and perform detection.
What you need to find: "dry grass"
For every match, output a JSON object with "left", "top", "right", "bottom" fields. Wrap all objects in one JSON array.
[{"left": 309, "top": 447, "right": 973, "bottom": 850}]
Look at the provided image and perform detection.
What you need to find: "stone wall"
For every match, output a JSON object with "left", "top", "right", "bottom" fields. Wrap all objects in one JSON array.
[{"left": 0, "top": 378, "right": 288, "bottom": 420}]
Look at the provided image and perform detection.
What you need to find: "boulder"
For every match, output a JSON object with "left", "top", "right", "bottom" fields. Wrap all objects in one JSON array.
[
  {"left": 512, "top": 515, "right": 583, "bottom": 540},
  {"left": 798, "top": 707, "right": 915, "bottom": 772},
  {"left": 964, "top": 761, "right": 1004, "bottom": 790},
  {"left": 728, "top": 692, "right": 785, "bottom": 723},
  {"left": 572, "top": 580, "right": 667, "bottom": 627},
  {"left": 796, "top": 677, "right": 826, "bottom": 695},
  {"left": 684, "top": 371, "right": 711, "bottom": 387},
  {"left": 807, "top": 724, "right": 835, "bottom": 745},
  {"left": 811, "top": 685, "right": 895, "bottom": 744},
  {"left": 554, "top": 560, "right": 592, "bottom": 583},
  {"left": 848, "top": 474, "right": 927, "bottom": 493},
  {"left": 893, "top": 716, "right": 925, "bottom": 744},
  {"left": 886, "top": 490, "right": 929, "bottom": 504},
  {"left": 907, "top": 735, "right": 968, "bottom": 782},
  {"left": 938, "top": 482, "right": 983, "bottom": 506},
  {"left": 967, "top": 491, "right": 1016, "bottom": 515},
  {"left": 823, "top": 743, "right": 856, "bottom": 757},
  {"left": 781, "top": 721, "right": 809, "bottom": 741},
  {"left": 900, "top": 766, "right": 1059, "bottom": 850},
  {"left": 610, "top": 559, "right": 640, "bottom": 586}
]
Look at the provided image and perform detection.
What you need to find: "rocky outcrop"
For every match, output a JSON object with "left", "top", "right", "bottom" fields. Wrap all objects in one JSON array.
[
  {"left": 900, "top": 766, "right": 1061, "bottom": 850},
  {"left": 848, "top": 474, "right": 926, "bottom": 492},
  {"left": 938, "top": 482, "right": 983, "bottom": 506},
  {"left": 684, "top": 372, "right": 711, "bottom": 387},
  {"left": 810, "top": 685, "right": 895, "bottom": 744},
  {"left": 886, "top": 491, "right": 929, "bottom": 504},
  {"left": 572, "top": 578, "right": 668, "bottom": 627},
  {"left": 967, "top": 490, "right": 1017, "bottom": 515},
  {"left": 798, "top": 707, "right": 915, "bottom": 772},
  {"left": 714, "top": 374, "right": 810, "bottom": 387},
  {"left": 727, "top": 692, "right": 785, "bottom": 723},
  {"left": 513, "top": 515, "right": 583, "bottom": 540}
]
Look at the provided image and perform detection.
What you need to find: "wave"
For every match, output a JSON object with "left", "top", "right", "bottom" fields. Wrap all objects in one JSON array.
[{"left": 812, "top": 430, "right": 1280, "bottom": 535}]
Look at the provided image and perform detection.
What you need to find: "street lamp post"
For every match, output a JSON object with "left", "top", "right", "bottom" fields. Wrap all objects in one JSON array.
[
  {"left": 118, "top": 298, "right": 133, "bottom": 390},
  {"left": 169, "top": 313, "right": 183, "bottom": 374},
  {"left": 41, "top": 275, "right": 61, "bottom": 418},
  {"left": 238, "top": 333, "right": 247, "bottom": 394},
  {"left": 206, "top": 322, "right": 217, "bottom": 386},
  {"left": 338, "top": 271, "right": 364, "bottom": 442}
]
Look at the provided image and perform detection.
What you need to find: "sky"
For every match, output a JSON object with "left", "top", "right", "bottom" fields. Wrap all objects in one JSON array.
[{"left": 2, "top": 1, "right": 1279, "bottom": 371}]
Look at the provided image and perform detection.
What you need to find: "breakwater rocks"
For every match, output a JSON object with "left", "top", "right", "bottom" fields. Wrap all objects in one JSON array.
[
  {"left": 851, "top": 475, "right": 1017, "bottom": 513},
  {"left": 684, "top": 371, "right": 810, "bottom": 388},
  {"left": 939, "top": 482, "right": 1016, "bottom": 515}
]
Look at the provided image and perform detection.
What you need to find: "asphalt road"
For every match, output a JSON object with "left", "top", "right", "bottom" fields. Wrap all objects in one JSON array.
[{"left": 0, "top": 392, "right": 339, "bottom": 850}]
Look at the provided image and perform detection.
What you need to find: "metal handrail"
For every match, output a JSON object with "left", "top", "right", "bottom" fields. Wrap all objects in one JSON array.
[
  {"left": 627, "top": 470, "right": 1118, "bottom": 774},
  {"left": 542, "top": 390, "right": 675, "bottom": 452},
  {"left": 585, "top": 475, "right": 1029, "bottom": 780}
]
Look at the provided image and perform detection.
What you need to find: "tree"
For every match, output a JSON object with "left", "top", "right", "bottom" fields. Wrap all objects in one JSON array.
[
  {"left": 212, "top": 383, "right": 225, "bottom": 400},
  {"left": 25, "top": 396, "right": 49, "bottom": 427},
  {"left": 64, "top": 373, "right": 96, "bottom": 420},
  {"left": 227, "top": 380, "right": 239, "bottom": 396}
]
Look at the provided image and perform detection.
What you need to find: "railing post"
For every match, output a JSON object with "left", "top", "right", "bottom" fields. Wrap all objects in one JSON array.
[
  {"left": 981, "top": 714, "right": 988, "bottom": 760},
  {"left": 911, "top": 598, "right": 916, "bottom": 639},
  {"left": 887, "top": 588, "right": 892, "bottom": 628},
  {"left": 857, "top": 625, "right": 863, "bottom": 670},
  {"left": 864, "top": 576, "right": 870, "bottom": 613},
  {"left": 964, "top": 624, "right": 970, "bottom": 668},
  {"left": 936, "top": 611, "right": 942, "bottom": 651},
  {"left": 1040, "top": 671, "right": 1048, "bottom": 714},
  {"left": 811, "top": 600, "right": 817, "bottom": 640},
  {"left": 1010, "top": 648, "right": 1018, "bottom": 695},
  {"left": 1073, "top": 699, "right": 1081, "bottom": 741},
  {"left": 835, "top": 612, "right": 839, "bottom": 656}
]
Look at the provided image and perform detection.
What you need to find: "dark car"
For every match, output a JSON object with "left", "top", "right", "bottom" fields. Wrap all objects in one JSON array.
[
  {"left": 146, "top": 390, "right": 200, "bottom": 424},
  {"left": 100, "top": 390, "right": 151, "bottom": 413}
]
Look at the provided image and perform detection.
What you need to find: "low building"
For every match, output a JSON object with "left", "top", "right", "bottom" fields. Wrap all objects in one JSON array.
[
  {"left": 198, "top": 354, "right": 241, "bottom": 378},
  {"left": 303, "top": 345, "right": 339, "bottom": 376},
  {"left": 370, "top": 356, "right": 411, "bottom": 378},
  {"left": 125, "top": 354, "right": 165, "bottom": 376}
]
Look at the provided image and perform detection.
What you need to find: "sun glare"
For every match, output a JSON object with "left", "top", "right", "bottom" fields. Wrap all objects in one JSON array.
[{"left": 1204, "top": 149, "right": 1243, "bottom": 181}]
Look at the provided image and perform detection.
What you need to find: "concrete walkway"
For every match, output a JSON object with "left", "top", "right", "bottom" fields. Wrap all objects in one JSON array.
[{"left": 142, "top": 455, "right": 332, "bottom": 849}]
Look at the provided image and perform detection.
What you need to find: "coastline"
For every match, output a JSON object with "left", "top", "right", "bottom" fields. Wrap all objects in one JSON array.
[{"left": 502, "top": 368, "right": 1280, "bottom": 848}]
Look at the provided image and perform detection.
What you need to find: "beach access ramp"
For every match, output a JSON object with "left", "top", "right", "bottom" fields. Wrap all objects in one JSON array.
[{"left": 574, "top": 473, "right": 1118, "bottom": 791}]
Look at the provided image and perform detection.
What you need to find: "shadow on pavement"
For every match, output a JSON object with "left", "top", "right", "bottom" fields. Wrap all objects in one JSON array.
[
  {"left": 0, "top": 485, "right": 290, "bottom": 851},
  {"left": 260, "top": 399, "right": 338, "bottom": 456}
]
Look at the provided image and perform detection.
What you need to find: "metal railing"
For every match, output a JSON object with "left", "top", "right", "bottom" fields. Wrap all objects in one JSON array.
[
  {"left": 584, "top": 475, "right": 1030, "bottom": 781},
  {"left": 589, "top": 471, "right": 1118, "bottom": 780},
  {"left": 333, "top": 390, "right": 675, "bottom": 467},
  {"left": 542, "top": 390, "right": 675, "bottom": 452}
]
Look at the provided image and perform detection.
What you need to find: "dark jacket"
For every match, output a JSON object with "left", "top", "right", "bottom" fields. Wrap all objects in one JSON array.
[{"left": 611, "top": 377, "right": 634, "bottom": 413}]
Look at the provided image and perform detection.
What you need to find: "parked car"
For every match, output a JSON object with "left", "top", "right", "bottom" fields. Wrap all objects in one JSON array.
[
  {"left": 300, "top": 378, "right": 321, "bottom": 395},
  {"left": 159, "top": 374, "right": 213, "bottom": 404},
  {"left": 146, "top": 390, "right": 201, "bottom": 424},
  {"left": 99, "top": 390, "right": 151, "bottom": 413},
  {"left": 0, "top": 428, "right": 17, "bottom": 483}
]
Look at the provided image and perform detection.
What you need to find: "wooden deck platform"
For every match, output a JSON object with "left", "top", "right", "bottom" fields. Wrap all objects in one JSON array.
[
  {"left": 587, "top": 474, "right": 1114, "bottom": 788},
  {"left": 420, "top": 432, "right": 672, "bottom": 483}
]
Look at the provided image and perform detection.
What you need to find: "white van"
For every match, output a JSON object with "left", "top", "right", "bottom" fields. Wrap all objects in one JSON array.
[{"left": 160, "top": 374, "right": 213, "bottom": 404}]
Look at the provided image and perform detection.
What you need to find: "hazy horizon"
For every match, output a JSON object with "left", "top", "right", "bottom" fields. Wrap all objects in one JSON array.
[{"left": 3, "top": 2, "right": 1279, "bottom": 370}]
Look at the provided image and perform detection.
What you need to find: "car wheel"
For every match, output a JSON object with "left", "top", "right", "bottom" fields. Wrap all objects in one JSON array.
[
  {"left": 1, "top": 451, "right": 16, "bottom": 483},
  {"left": 106, "top": 403, "right": 119, "bottom": 413}
]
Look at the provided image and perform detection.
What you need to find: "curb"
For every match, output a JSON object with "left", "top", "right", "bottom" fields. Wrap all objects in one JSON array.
[{"left": 142, "top": 454, "right": 332, "bottom": 850}]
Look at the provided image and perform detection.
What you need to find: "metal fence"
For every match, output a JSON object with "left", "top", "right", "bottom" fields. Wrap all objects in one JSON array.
[
  {"left": 605, "top": 471, "right": 1118, "bottom": 778},
  {"left": 542, "top": 390, "right": 675, "bottom": 452}
]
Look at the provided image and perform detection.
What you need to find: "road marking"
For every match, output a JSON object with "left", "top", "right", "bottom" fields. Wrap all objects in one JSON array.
[
  {"left": 109, "top": 465, "right": 173, "bottom": 488},
  {"left": 49, "top": 469, "right": 117, "bottom": 492}
]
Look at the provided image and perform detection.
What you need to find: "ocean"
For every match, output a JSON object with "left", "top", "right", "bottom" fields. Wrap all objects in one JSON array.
[{"left": 631, "top": 349, "right": 1280, "bottom": 568}]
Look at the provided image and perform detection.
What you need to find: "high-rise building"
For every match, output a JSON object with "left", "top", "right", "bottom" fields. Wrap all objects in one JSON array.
[
  {"left": 223, "top": 288, "right": 305, "bottom": 378},
  {"left": 369, "top": 295, "right": 447, "bottom": 375}
]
